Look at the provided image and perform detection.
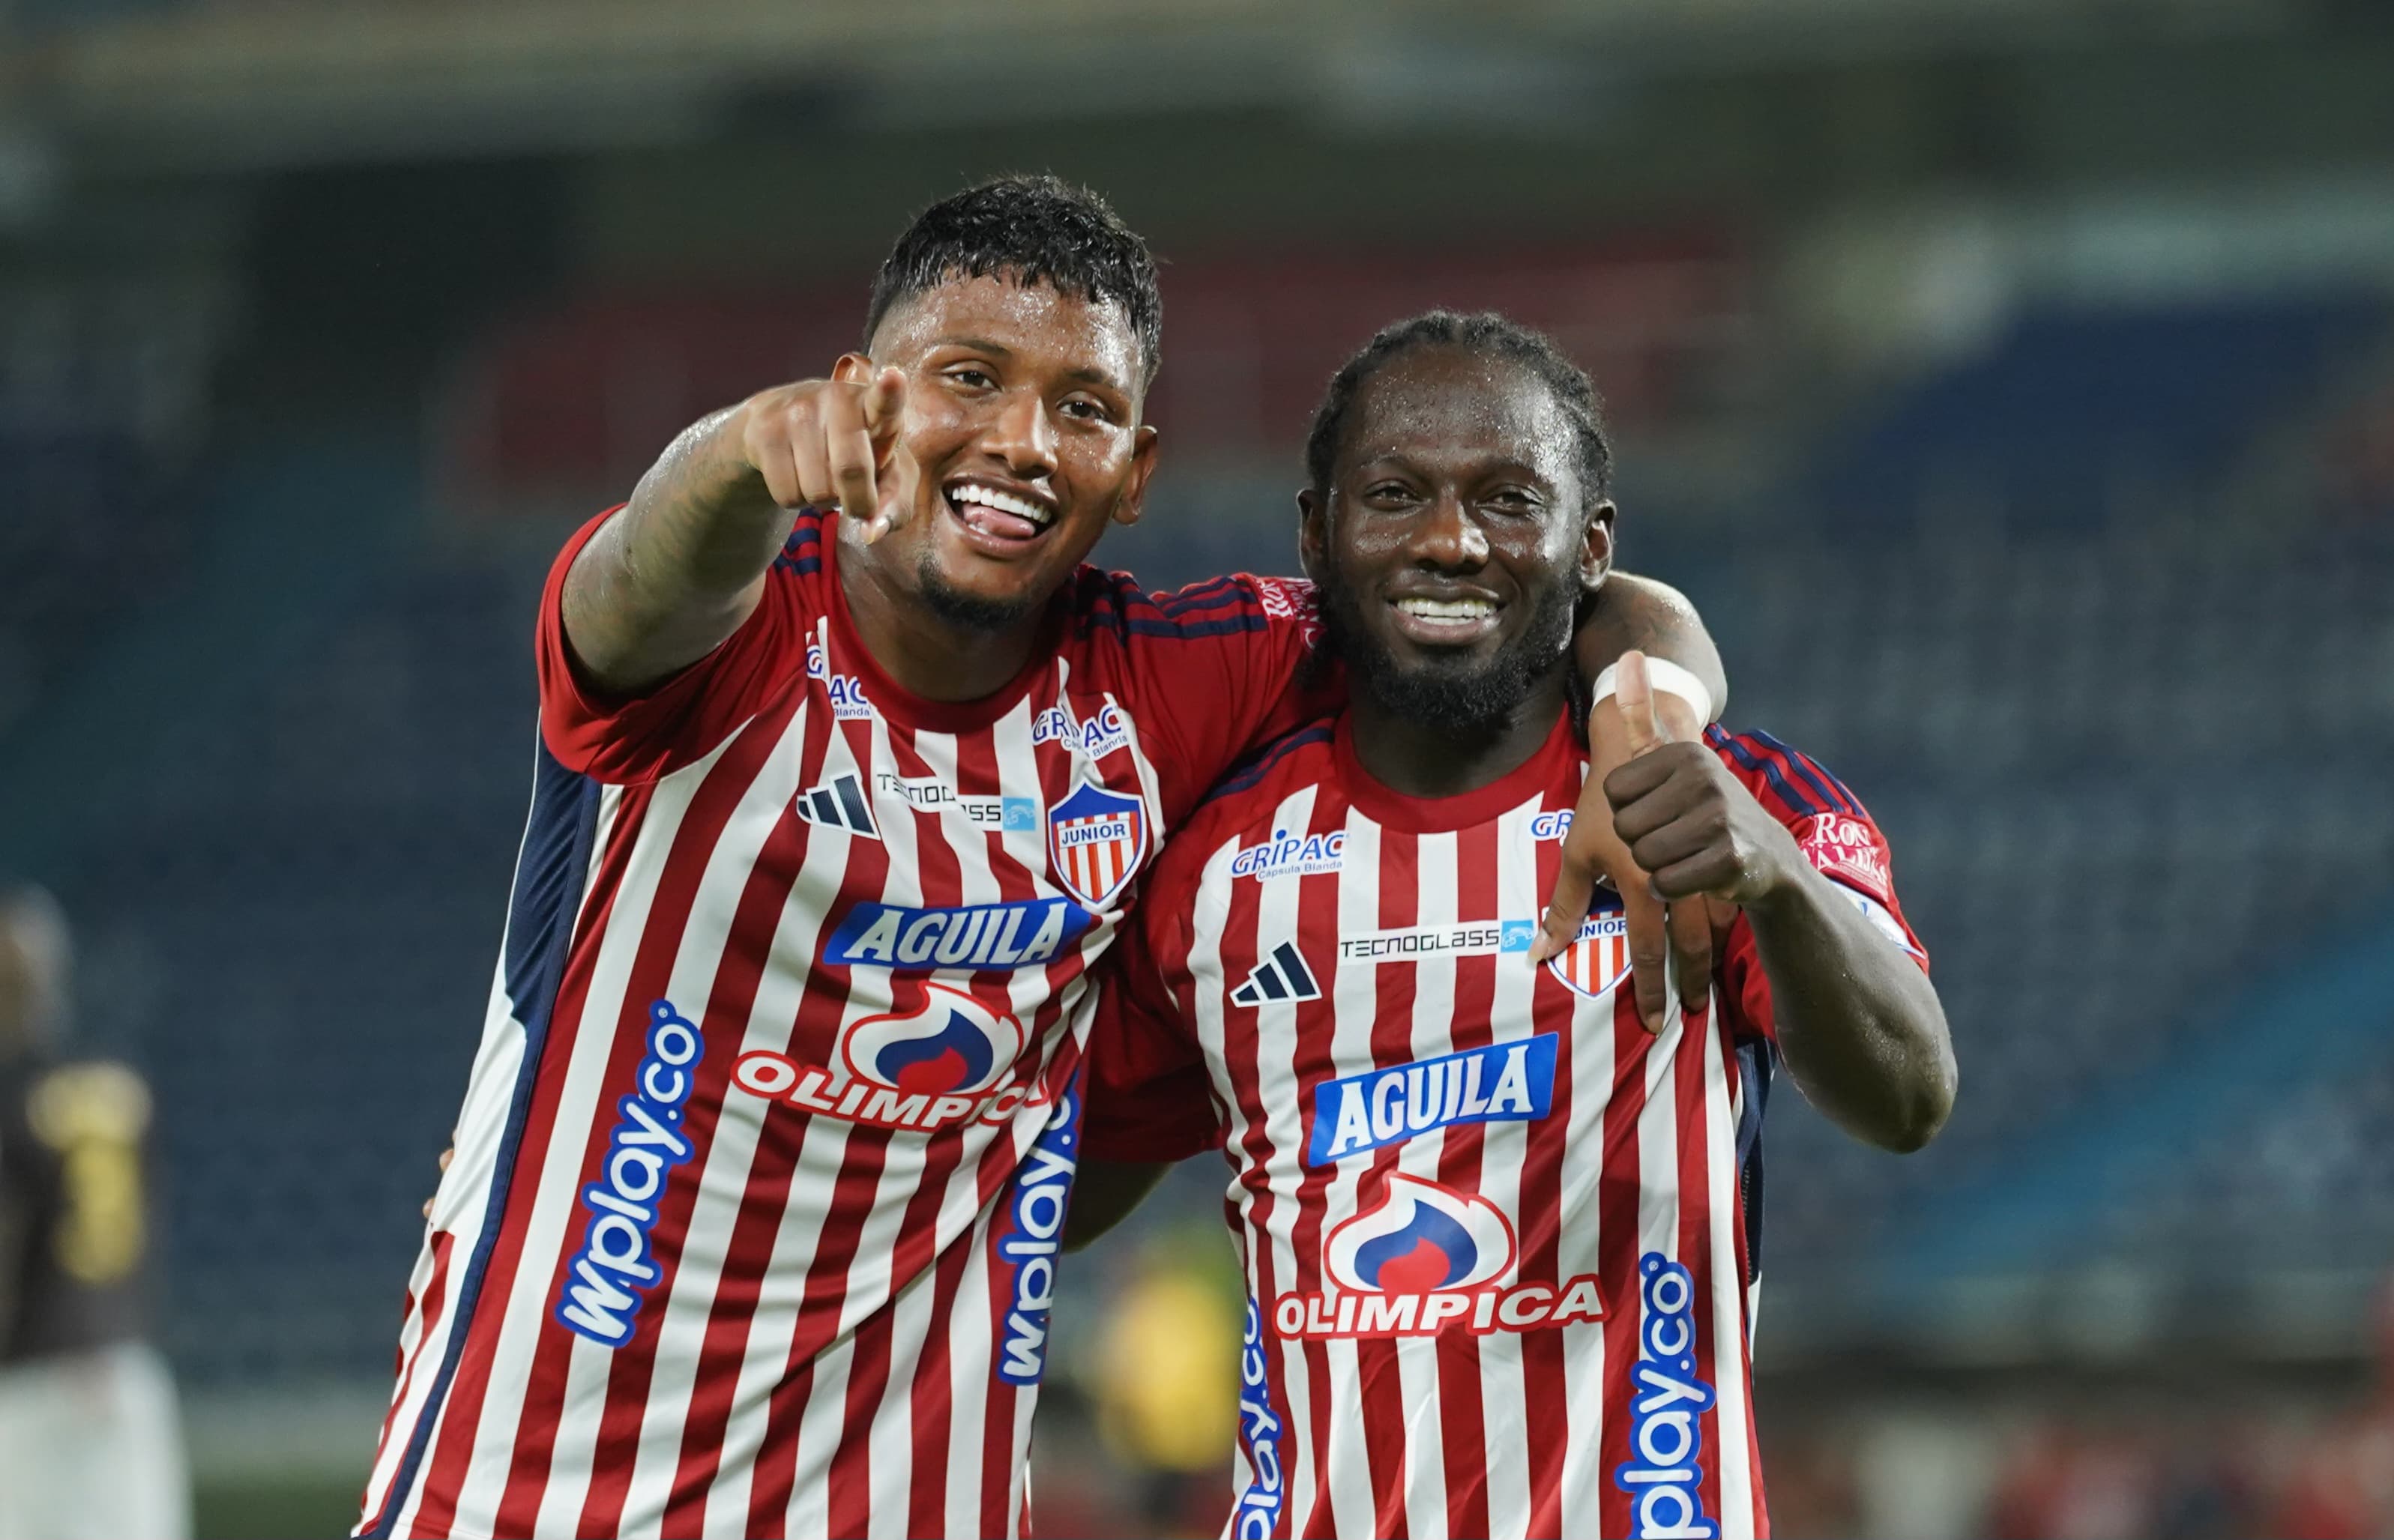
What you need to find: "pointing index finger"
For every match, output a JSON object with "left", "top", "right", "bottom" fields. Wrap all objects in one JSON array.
[{"left": 863, "top": 366, "right": 905, "bottom": 449}]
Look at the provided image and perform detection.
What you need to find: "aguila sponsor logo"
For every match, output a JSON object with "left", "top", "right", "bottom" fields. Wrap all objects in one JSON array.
[
  {"left": 820, "top": 897, "right": 1094, "bottom": 971},
  {"left": 1269, "top": 1174, "right": 1602, "bottom": 1341},
  {"left": 731, "top": 982, "right": 1047, "bottom": 1133}
]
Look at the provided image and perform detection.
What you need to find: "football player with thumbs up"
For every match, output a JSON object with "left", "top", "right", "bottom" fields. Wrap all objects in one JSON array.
[{"left": 1067, "top": 310, "right": 1955, "bottom": 1539}]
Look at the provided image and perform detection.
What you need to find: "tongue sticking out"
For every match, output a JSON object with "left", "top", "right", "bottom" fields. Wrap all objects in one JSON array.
[{"left": 950, "top": 495, "right": 1043, "bottom": 542}]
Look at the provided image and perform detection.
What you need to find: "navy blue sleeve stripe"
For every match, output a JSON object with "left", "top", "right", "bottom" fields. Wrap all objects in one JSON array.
[
  {"left": 774, "top": 556, "right": 822, "bottom": 576},
  {"left": 1124, "top": 616, "right": 1268, "bottom": 640},
  {"left": 367, "top": 739, "right": 600, "bottom": 1537},
  {"left": 1741, "top": 728, "right": 1858, "bottom": 815},
  {"left": 1706, "top": 727, "right": 1827, "bottom": 821},
  {"left": 1203, "top": 723, "right": 1335, "bottom": 807},
  {"left": 1151, "top": 578, "right": 1252, "bottom": 619}
]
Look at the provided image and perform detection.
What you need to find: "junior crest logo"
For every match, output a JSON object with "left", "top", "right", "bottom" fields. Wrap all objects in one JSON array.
[
  {"left": 1046, "top": 782, "right": 1148, "bottom": 909},
  {"left": 1546, "top": 892, "right": 1632, "bottom": 1000}
]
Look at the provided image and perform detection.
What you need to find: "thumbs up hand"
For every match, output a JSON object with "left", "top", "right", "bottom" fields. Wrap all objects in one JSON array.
[
  {"left": 1602, "top": 651, "right": 1806, "bottom": 914},
  {"left": 1534, "top": 651, "right": 1719, "bottom": 1033}
]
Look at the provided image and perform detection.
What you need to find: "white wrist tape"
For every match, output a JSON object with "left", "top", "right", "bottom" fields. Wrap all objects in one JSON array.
[{"left": 1588, "top": 656, "right": 1713, "bottom": 728}]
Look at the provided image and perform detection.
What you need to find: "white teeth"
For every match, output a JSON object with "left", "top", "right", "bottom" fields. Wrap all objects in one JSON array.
[
  {"left": 1396, "top": 597, "right": 1498, "bottom": 620},
  {"left": 947, "top": 482, "right": 1055, "bottom": 528}
]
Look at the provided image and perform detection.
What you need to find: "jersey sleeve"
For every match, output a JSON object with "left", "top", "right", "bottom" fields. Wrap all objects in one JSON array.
[
  {"left": 1111, "top": 573, "right": 1342, "bottom": 822},
  {"left": 537, "top": 507, "right": 818, "bottom": 785},
  {"left": 1707, "top": 727, "right": 1928, "bottom": 1045},
  {"left": 1080, "top": 885, "right": 1224, "bottom": 1165}
]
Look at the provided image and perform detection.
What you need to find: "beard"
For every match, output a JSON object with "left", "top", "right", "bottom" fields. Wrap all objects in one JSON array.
[
  {"left": 914, "top": 546, "right": 1046, "bottom": 633},
  {"left": 1316, "top": 565, "right": 1579, "bottom": 738}
]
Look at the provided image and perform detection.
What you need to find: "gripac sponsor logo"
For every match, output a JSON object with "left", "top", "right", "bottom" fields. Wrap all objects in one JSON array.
[
  {"left": 554, "top": 1000, "right": 703, "bottom": 1347},
  {"left": 803, "top": 639, "right": 874, "bottom": 721},
  {"left": 821, "top": 898, "right": 1095, "bottom": 972},
  {"left": 1612, "top": 1253, "right": 1720, "bottom": 1540},
  {"left": 1531, "top": 808, "right": 1575, "bottom": 842},
  {"left": 1306, "top": 1034, "right": 1556, "bottom": 1165},
  {"left": 993, "top": 1081, "right": 1083, "bottom": 1385},
  {"left": 1337, "top": 918, "right": 1536, "bottom": 963},
  {"left": 1270, "top": 1174, "right": 1602, "bottom": 1341},
  {"left": 1228, "top": 827, "right": 1345, "bottom": 881},
  {"left": 731, "top": 982, "right": 1046, "bottom": 1134},
  {"left": 1031, "top": 701, "right": 1132, "bottom": 760},
  {"left": 1234, "top": 1296, "right": 1285, "bottom": 1540},
  {"left": 1795, "top": 812, "right": 1891, "bottom": 905}
]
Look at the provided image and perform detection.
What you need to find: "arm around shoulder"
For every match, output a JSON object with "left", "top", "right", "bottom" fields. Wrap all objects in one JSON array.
[{"left": 1575, "top": 573, "right": 1727, "bottom": 721}]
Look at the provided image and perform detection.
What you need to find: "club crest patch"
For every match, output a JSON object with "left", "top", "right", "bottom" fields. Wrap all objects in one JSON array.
[
  {"left": 1046, "top": 782, "right": 1148, "bottom": 909},
  {"left": 1546, "top": 893, "right": 1632, "bottom": 999}
]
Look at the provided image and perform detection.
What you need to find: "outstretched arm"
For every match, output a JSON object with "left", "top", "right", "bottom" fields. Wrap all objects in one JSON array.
[
  {"left": 1602, "top": 655, "right": 1956, "bottom": 1152},
  {"left": 561, "top": 366, "right": 911, "bottom": 694}
]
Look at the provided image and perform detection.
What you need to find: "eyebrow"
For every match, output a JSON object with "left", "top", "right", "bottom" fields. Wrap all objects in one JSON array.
[
  {"left": 938, "top": 336, "right": 1130, "bottom": 395},
  {"left": 1354, "top": 450, "right": 1557, "bottom": 485}
]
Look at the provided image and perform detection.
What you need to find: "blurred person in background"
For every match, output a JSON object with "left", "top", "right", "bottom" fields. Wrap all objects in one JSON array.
[
  {"left": 0, "top": 885, "right": 188, "bottom": 1540},
  {"left": 1067, "top": 313, "right": 1956, "bottom": 1539},
  {"left": 1091, "top": 1227, "right": 1251, "bottom": 1535},
  {"left": 358, "top": 175, "right": 1725, "bottom": 1540}
]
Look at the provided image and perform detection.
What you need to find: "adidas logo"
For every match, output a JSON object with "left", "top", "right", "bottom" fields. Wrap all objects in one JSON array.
[
  {"left": 1230, "top": 941, "right": 1321, "bottom": 1008},
  {"left": 795, "top": 773, "right": 878, "bottom": 839}
]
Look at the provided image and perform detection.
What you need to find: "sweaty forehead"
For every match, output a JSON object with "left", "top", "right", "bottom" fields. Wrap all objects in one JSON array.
[
  {"left": 870, "top": 273, "right": 1146, "bottom": 393},
  {"left": 1342, "top": 348, "right": 1575, "bottom": 481}
]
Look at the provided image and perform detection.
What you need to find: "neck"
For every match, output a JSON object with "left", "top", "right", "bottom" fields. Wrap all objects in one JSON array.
[
  {"left": 1345, "top": 671, "right": 1570, "bottom": 800},
  {"left": 835, "top": 522, "right": 1047, "bottom": 703}
]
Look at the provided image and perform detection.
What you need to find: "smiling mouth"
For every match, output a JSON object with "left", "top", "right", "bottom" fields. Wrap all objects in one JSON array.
[
  {"left": 943, "top": 478, "right": 1058, "bottom": 544},
  {"left": 1387, "top": 594, "right": 1504, "bottom": 642}
]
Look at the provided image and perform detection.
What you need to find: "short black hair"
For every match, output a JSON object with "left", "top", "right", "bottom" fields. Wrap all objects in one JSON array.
[
  {"left": 864, "top": 174, "right": 1163, "bottom": 390},
  {"left": 1303, "top": 310, "right": 1613, "bottom": 507}
]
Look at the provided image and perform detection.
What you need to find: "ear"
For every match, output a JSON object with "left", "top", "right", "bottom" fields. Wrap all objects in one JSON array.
[
  {"left": 1579, "top": 501, "right": 1616, "bottom": 591},
  {"left": 1297, "top": 487, "right": 1328, "bottom": 584},
  {"left": 1112, "top": 423, "right": 1160, "bottom": 528},
  {"left": 831, "top": 352, "right": 877, "bottom": 386}
]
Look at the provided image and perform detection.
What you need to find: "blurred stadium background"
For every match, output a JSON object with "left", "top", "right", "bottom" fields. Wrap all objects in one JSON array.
[{"left": 2, "top": 0, "right": 2393, "bottom": 1535}]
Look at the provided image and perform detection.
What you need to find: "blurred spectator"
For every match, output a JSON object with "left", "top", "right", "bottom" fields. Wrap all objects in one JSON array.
[
  {"left": 0, "top": 886, "right": 188, "bottom": 1540},
  {"left": 2324, "top": 381, "right": 2394, "bottom": 522},
  {"left": 1090, "top": 1231, "right": 1243, "bottom": 1539}
]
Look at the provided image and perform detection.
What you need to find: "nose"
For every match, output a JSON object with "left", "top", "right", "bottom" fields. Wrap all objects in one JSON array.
[
  {"left": 984, "top": 389, "right": 1059, "bottom": 481},
  {"left": 1413, "top": 491, "right": 1489, "bottom": 572}
]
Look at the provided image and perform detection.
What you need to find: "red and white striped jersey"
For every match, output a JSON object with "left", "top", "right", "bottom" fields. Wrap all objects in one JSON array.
[
  {"left": 1085, "top": 711, "right": 1926, "bottom": 1540},
  {"left": 358, "top": 507, "right": 1326, "bottom": 1540}
]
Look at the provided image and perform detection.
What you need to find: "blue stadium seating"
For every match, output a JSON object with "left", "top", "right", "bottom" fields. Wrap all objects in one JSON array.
[{"left": 12, "top": 289, "right": 2393, "bottom": 1380}]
